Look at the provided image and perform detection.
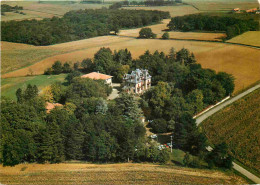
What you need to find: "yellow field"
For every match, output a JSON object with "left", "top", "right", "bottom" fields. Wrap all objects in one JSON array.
[
  {"left": 0, "top": 163, "right": 246, "bottom": 184},
  {"left": 122, "top": 4, "right": 199, "bottom": 17},
  {"left": 1, "top": 1, "right": 109, "bottom": 21},
  {"left": 2, "top": 35, "right": 260, "bottom": 93},
  {"left": 227, "top": 31, "right": 260, "bottom": 47},
  {"left": 184, "top": 0, "right": 258, "bottom": 12},
  {"left": 168, "top": 31, "right": 226, "bottom": 41}
]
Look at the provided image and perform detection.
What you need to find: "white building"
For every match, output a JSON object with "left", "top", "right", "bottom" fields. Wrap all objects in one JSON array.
[
  {"left": 123, "top": 69, "right": 151, "bottom": 94},
  {"left": 81, "top": 72, "right": 113, "bottom": 86}
]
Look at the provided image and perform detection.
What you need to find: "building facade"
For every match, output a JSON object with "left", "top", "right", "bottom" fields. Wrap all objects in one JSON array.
[{"left": 123, "top": 69, "right": 151, "bottom": 94}]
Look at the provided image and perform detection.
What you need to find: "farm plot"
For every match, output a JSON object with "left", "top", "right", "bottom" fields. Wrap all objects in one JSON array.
[
  {"left": 185, "top": 0, "right": 258, "bottom": 12},
  {"left": 227, "top": 31, "right": 260, "bottom": 47},
  {"left": 167, "top": 31, "right": 226, "bottom": 41},
  {"left": 1, "top": 1, "right": 109, "bottom": 21},
  {"left": 0, "top": 163, "right": 246, "bottom": 184},
  {"left": 202, "top": 88, "right": 260, "bottom": 173},
  {"left": 2, "top": 37, "right": 260, "bottom": 94},
  {"left": 1, "top": 74, "right": 67, "bottom": 100},
  {"left": 122, "top": 4, "right": 199, "bottom": 17}
]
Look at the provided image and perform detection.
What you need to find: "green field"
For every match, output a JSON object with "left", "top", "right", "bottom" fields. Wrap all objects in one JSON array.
[
  {"left": 1, "top": 74, "right": 67, "bottom": 100},
  {"left": 202, "top": 88, "right": 260, "bottom": 173}
]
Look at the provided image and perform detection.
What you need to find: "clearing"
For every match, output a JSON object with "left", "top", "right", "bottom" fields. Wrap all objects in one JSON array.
[
  {"left": 0, "top": 163, "right": 246, "bottom": 184},
  {"left": 202, "top": 88, "right": 260, "bottom": 174},
  {"left": 1, "top": 74, "right": 67, "bottom": 100},
  {"left": 227, "top": 31, "right": 260, "bottom": 47}
]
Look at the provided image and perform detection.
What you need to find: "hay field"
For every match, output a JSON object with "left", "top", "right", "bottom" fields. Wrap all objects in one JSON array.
[
  {"left": 0, "top": 163, "right": 246, "bottom": 184},
  {"left": 122, "top": 4, "right": 199, "bottom": 17},
  {"left": 184, "top": 0, "right": 258, "bottom": 12},
  {"left": 202, "top": 88, "right": 260, "bottom": 173},
  {"left": 168, "top": 31, "right": 226, "bottom": 41},
  {"left": 227, "top": 31, "right": 260, "bottom": 47},
  {"left": 1, "top": 74, "right": 67, "bottom": 99},
  {"left": 2, "top": 37, "right": 260, "bottom": 93},
  {"left": 1, "top": 42, "right": 61, "bottom": 74},
  {"left": 1, "top": 1, "right": 109, "bottom": 21}
]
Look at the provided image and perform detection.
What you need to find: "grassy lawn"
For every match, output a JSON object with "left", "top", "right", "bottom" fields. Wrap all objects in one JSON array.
[
  {"left": 202, "top": 88, "right": 260, "bottom": 174},
  {"left": 1, "top": 74, "right": 67, "bottom": 100}
]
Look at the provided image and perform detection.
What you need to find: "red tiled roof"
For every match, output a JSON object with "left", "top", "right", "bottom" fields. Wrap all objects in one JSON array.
[
  {"left": 46, "top": 102, "right": 63, "bottom": 113},
  {"left": 81, "top": 72, "right": 113, "bottom": 80}
]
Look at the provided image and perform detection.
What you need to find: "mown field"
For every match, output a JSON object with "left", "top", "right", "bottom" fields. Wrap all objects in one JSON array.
[
  {"left": 2, "top": 36, "right": 260, "bottom": 93},
  {"left": 202, "top": 88, "right": 260, "bottom": 173},
  {"left": 1, "top": 1, "right": 109, "bottom": 21},
  {"left": 184, "top": 0, "right": 258, "bottom": 12},
  {"left": 0, "top": 163, "right": 246, "bottom": 185},
  {"left": 1, "top": 74, "right": 67, "bottom": 100},
  {"left": 227, "top": 31, "right": 260, "bottom": 47}
]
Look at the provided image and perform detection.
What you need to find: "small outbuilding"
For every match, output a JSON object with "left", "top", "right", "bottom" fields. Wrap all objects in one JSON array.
[{"left": 81, "top": 72, "right": 113, "bottom": 86}]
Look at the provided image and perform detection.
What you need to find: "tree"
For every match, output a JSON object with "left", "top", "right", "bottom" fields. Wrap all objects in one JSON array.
[
  {"left": 216, "top": 72, "right": 235, "bottom": 96},
  {"left": 52, "top": 61, "right": 63, "bottom": 74},
  {"left": 186, "top": 89, "right": 204, "bottom": 114},
  {"left": 206, "top": 142, "right": 233, "bottom": 169},
  {"left": 183, "top": 152, "right": 191, "bottom": 166},
  {"left": 63, "top": 62, "right": 72, "bottom": 73},
  {"left": 162, "top": 32, "right": 169, "bottom": 39},
  {"left": 16, "top": 88, "right": 23, "bottom": 103},
  {"left": 81, "top": 58, "right": 93, "bottom": 72},
  {"left": 139, "top": 28, "right": 157, "bottom": 39}
]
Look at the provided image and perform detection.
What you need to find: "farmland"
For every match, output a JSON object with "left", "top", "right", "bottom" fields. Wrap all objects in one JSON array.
[
  {"left": 227, "top": 31, "right": 260, "bottom": 47},
  {"left": 202, "top": 88, "right": 260, "bottom": 173},
  {"left": 1, "top": 1, "right": 109, "bottom": 21},
  {"left": 1, "top": 74, "right": 67, "bottom": 100},
  {"left": 2, "top": 35, "right": 260, "bottom": 93},
  {"left": 0, "top": 163, "right": 246, "bottom": 184}
]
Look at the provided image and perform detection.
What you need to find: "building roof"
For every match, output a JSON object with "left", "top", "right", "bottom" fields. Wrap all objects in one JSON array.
[
  {"left": 124, "top": 69, "right": 151, "bottom": 84},
  {"left": 46, "top": 102, "right": 63, "bottom": 113},
  {"left": 81, "top": 72, "right": 113, "bottom": 80}
]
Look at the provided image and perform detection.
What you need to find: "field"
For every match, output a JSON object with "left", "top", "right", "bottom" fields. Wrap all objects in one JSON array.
[
  {"left": 2, "top": 35, "right": 260, "bottom": 93},
  {"left": 0, "top": 163, "right": 246, "bottom": 184},
  {"left": 202, "top": 88, "right": 260, "bottom": 173},
  {"left": 227, "top": 31, "right": 260, "bottom": 47},
  {"left": 122, "top": 4, "right": 199, "bottom": 17},
  {"left": 1, "top": 1, "right": 109, "bottom": 21},
  {"left": 184, "top": 0, "right": 258, "bottom": 12},
  {"left": 1, "top": 74, "right": 67, "bottom": 99}
]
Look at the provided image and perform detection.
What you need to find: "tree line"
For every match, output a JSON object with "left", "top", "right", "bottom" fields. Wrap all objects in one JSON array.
[
  {"left": 1, "top": 9, "right": 170, "bottom": 46},
  {"left": 1, "top": 4, "right": 24, "bottom": 15},
  {"left": 167, "top": 14, "right": 259, "bottom": 39}
]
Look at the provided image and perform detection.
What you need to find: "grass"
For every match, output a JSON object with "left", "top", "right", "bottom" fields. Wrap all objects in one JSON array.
[
  {"left": 1, "top": 1, "right": 109, "bottom": 21},
  {"left": 202, "top": 88, "right": 260, "bottom": 174},
  {"left": 0, "top": 163, "right": 246, "bottom": 184},
  {"left": 227, "top": 31, "right": 260, "bottom": 47},
  {"left": 1, "top": 74, "right": 67, "bottom": 100}
]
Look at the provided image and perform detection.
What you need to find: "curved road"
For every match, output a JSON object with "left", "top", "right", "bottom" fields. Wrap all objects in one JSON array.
[{"left": 196, "top": 83, "right": 260, "bottom": 184}]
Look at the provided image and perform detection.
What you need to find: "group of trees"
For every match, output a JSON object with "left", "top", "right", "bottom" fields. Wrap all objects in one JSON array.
[
  {"left": 1, "top": 4, "right": 24, "bottom": 15},
  {"left": 44, "top": 61, "right": 73, "bottom": 75},
  {"left": 1, "top": 9, "right": 170, "bottom": 45},
  {"left": 139, "top": 28, "right": 157, "bottom": 39},
  {"left": 167, "top": 14, "right": 259, "bottom": 39},
  {"left": 109, "top": 0, "right": 181, "bottom": 8},
  {"left": 1, "top": 71, "right": 172, "bottom": 166}
]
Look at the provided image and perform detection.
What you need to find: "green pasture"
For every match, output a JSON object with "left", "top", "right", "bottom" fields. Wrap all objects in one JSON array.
[{"left": 1, "top": 74, "right": 67, "bottom": 100}]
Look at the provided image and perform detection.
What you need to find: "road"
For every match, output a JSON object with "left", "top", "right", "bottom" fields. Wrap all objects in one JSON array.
[
  {"left": 196, "top": 83, "right": 260, "bottom": 125},
  {"left": 195, "top": 83, "right": 260, "bottom": 183}
]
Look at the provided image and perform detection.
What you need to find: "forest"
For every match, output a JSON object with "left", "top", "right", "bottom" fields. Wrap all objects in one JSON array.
[
  {"left": 1, "top": 48, "right": 234, "bottom": 169},
  {"left": 167, "top": 14, "right": 259, "bottom": 39},
  {"left": 1, "top": 4, "right": 23, "bottom": 14},
  {"left": 1, "top": 9, "right": 170, "bottom": 46}
]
